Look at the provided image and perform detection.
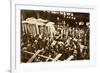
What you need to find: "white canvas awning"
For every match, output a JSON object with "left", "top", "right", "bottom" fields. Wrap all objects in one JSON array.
[{"left": 37, "top": 18, "right": 48, "bottom": 23}]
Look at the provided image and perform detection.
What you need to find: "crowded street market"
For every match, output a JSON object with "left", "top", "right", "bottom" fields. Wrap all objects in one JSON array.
[{"left": 21, "top": 10, "right": 90, "bottom": 63}]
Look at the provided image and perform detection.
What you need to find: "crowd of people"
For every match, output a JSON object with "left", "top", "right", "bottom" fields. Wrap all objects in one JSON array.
[{"left": 21, "top": 24, "right": 90, "bottom": 62}]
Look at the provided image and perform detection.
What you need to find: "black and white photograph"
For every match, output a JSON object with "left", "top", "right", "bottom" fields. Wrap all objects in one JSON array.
[
  {"left": 8, "top": 0, "right": 99, "bottom": 73},
  {"left": 20, "top": 10, "right": 90, "bottom": 63}
]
